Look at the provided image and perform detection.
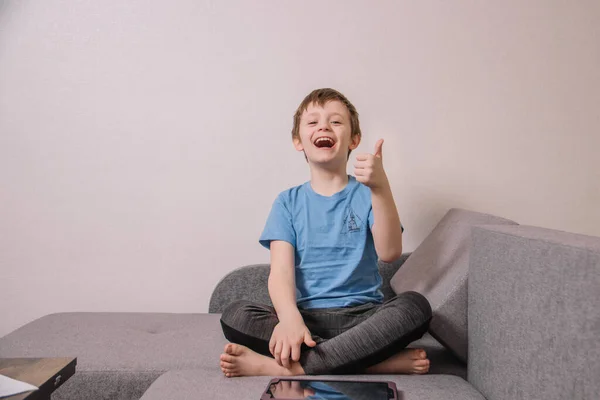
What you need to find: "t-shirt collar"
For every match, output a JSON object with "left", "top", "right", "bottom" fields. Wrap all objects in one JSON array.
[{"left": 304, "top": 175, "right": 357, "bottom": 200}]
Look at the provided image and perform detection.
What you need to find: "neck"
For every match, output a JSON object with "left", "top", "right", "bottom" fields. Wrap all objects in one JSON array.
[{"left": 308, "top": 162, "right": 349, "bottom": 196}]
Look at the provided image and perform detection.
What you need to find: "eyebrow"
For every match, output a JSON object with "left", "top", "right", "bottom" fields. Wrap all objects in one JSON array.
[{"left": 304, "top": 112, "right": 346, "bottom": 119}]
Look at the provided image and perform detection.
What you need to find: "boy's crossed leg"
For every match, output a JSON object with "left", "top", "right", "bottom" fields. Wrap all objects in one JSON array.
[{"left": 219, "top": 291, "right": 432, "bottom": 377}]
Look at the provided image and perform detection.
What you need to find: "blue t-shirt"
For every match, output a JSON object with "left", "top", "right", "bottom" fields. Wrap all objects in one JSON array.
[{"left": 259, "top": 175, "right": 384, "bottom": 309}]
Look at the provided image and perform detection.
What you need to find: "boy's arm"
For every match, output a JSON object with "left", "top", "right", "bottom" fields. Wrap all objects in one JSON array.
[
  {"left": 371, "top": 185, "right": 403, "bottom": 263},
  {"left": 260, "top": 196, "right": 316, "bottom": 368},
  {"left": 267, "top": 240, "right": 316, "bottom": 368},
  {"left": 354, "top": 139, "right": 403, "bottom": 263},
  {"left": 268, "top": 240, "right": 302, "bottom": 322}
]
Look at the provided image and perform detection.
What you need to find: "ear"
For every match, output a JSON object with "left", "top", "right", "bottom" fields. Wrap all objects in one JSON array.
[
  {"left": 349, "top": 134, "right": 361, "bottom": 151},
  {"left": 293, "top": 136, "right": 304, "bottom": 151}
]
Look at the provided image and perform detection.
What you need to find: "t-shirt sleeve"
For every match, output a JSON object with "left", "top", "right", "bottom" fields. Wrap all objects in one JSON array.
[
  {"left": 368, "top": 207, "right": 405, "bottom": 232},
  {"left": 259, "top": 196, "right": 296, "bottom": 249}
]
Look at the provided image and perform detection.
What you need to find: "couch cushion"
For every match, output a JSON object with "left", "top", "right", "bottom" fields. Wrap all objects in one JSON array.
[
  {"left": 468, "top": 225, "right": 600, "bottom": 400},
  {"left": 0, "top": 312, "right": 465, "bottom": 399},
  {"left": 0, "top": 313, "right": 228, "bottom": 371},
  {"left": 139, "top": 369, "right": 484, "bottom": 400},
  {"left": 0, "top": 313, "right": 228, "bottom": 400},
  {"left": 390, "top": 208, "right": 518, "bottom": 362},
  {"left": 0, "top": 313, "right": 463, "bottom": 377}
]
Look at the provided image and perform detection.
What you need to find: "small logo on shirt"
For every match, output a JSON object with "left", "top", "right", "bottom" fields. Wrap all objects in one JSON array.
[{"left": 341, "top": 207, "right": 363, "bottom": 234}]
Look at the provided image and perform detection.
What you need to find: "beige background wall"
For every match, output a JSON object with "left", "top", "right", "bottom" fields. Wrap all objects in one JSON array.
[{"left": 1, "top": 0, "right": 598, "bottom": 337}]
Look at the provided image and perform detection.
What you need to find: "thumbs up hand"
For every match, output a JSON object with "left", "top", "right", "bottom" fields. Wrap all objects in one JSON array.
[{"left": 354, "top": 139, "right": 389, "bottom": 191}]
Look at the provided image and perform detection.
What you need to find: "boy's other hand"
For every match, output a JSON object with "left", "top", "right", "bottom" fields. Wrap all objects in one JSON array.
[
  {"left": 269, "top": 319, "right": 317, "bottom": 369},
  {"left": 354, "top": 139, "right": 390, "bottom": 191}
]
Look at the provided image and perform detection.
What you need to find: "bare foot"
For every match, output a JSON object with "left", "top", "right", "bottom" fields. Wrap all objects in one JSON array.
[
  {"left": 219, "top": 343, "right": 306, "bottom": 378},
  {"left": 366, "top": 348, "right": 430, "bottom": 375}
]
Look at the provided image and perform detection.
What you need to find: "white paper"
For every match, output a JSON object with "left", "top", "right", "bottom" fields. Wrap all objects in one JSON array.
[{"left": 0, "top": 374, "right": 38, "bottom": 398}]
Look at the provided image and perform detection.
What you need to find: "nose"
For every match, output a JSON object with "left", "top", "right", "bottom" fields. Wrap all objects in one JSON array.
[{"left": 317, "top": 120, "right": 330, "bottom": 131}]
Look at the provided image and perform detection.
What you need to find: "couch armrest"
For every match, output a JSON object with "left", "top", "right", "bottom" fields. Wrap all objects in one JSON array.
[{"left": 468, "top": 225, "right": 600, "bottom": 399}]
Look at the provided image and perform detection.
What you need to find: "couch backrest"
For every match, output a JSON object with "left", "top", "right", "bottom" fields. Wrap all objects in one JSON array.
[{"left": 208, "top": 254, "right": 410, "bottom": 313}]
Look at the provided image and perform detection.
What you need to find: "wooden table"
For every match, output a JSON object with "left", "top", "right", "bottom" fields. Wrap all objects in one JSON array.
[{"left": 0, "top": 358, "right": 77, "bottom": 400}]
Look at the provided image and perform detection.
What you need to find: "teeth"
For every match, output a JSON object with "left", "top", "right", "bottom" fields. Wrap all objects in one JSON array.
[{"left": 315, "top": 137, "right": 334, "bottom": 144}]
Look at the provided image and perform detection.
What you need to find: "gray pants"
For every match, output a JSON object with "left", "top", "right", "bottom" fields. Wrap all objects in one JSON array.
[{"left": 220, "top": 291, "right": 432, "bottom": 375}]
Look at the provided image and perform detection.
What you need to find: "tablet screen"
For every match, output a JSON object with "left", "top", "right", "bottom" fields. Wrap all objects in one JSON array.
[{"left": 264, "top": 379, "right": 396, "bottom": 400}]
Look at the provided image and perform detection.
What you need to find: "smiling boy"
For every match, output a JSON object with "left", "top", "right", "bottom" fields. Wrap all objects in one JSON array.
[{"left": 219, "top": 88, "right": 432, "bottom": 377}]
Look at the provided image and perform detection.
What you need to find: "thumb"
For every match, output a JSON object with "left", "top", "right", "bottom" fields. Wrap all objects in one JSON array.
[
  {"left": 304, "top": 331, "right": 317, "bottom": 347},
  {"left": 374, "top": 139, "right": 384, "bottom": 158}
]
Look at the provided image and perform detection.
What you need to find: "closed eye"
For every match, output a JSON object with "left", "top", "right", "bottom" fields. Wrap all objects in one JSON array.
[{"left": 308, "top": 121, "right": 317, "bottom": 125}]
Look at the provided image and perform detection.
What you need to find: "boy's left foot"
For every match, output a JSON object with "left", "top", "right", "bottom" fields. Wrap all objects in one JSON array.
[
  {"left": 366, "top": 348, "right": 430, "bottom": 375},
  {"left": 219, "top": 343, "right": 305, "bottom": 378}
]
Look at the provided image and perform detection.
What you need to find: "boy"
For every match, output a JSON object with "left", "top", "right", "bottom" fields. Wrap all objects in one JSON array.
[{"left": 219, "top": 88, "right": 432, "bottom": 377}]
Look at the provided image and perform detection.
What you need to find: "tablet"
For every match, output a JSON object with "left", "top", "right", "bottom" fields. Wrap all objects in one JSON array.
[{"left": 260, "top": 378, "right": 399, "bottom": 400}]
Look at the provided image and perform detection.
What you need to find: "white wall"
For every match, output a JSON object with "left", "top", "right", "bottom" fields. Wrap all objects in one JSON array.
[{"left": 1, "top": 0, "right": 598, "bottom": 337}]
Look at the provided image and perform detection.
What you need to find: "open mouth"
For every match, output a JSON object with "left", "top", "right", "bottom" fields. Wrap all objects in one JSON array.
[{"left": 313, "top": 137, "right": 336, "bottom": 148}]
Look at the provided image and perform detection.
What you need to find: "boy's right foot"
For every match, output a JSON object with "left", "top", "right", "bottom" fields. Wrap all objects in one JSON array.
[
  {"left": 366, "top": 348, "right": 430, "bottom": 375},
  {"left": 219, "top": 343, "right": 305, "bottom": 378}
]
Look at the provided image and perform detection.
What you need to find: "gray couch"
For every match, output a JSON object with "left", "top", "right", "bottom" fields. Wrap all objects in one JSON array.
[{"left": 1, "top": 223, "right": 598, "bottom": 399}]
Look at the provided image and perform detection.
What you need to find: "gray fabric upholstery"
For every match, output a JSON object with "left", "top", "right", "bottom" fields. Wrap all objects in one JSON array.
[
  {"left": 0, "top": 313, "right": 228, "bottom": 371},
  {"left": 209, "top": 255, "right": 411, "bottom": 313},
  {"left": 378, "top": 254, "right": 411, "bottom": 302},
  {"left": 0, "top": 312, "right": 465, "bottom": 400},
  {"left": 390, "top": 208, "right": 518, "bottom": 362},
  {"left": 468, "top": 225, "right": 600, "bottom": 400},
  {"left": 0, "top": 313, "right": 463, "bottom": 376},
  {"left": 54, "top": 371, "right": 162, "bottom": 400},
  {"left": 407, "top": 334, "right": 466, "bottom": 380},
  {"left": 139, "top": 370, "right": 483, "bottom": 400},
  {"left": 209, "top": 264, "right": 273, "bottom": 313},
  {"left": 0, "top": 313, "right": 228, "bottom": 400}
]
